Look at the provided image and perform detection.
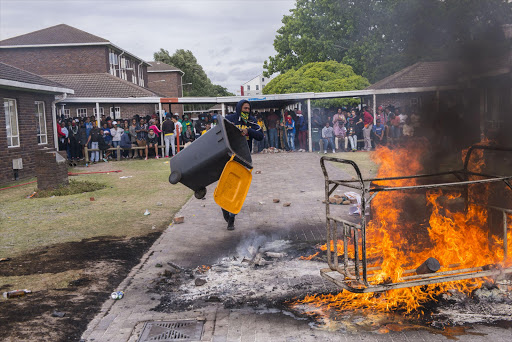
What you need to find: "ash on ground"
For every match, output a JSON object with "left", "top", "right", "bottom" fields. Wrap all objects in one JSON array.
[
  {"left": 152, "top": 235, "right": 335, "bottom": 312},
  {"left": 151, "top": 235, "right": 512, "bottom": 333}
]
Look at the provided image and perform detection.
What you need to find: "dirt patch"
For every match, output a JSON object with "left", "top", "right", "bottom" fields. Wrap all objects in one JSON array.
[{"left": 0, "top": 233, "right": 160, "bottom": 342}]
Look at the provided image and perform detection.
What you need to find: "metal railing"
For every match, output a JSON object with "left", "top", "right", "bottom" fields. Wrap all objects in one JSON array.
[{"left": 319, "top": 144, "right": 512, "bottom": 293}]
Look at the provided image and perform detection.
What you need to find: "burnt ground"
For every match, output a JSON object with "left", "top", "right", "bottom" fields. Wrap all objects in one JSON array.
[
  {"left": 150, "top": 241, "right": 512, "bottom": 340},
  {"left": 0, "top": 233, "right": 160, "bottom": 342}
]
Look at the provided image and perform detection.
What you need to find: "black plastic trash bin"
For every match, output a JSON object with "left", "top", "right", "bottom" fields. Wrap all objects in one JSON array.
[{"left": 169, "top": 117, "right": 252, "bottom": 199}]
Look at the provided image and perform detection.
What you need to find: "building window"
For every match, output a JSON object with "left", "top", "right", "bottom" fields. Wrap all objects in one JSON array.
[
  {"left": 256, "top": 85, "right": 259, "bottom": 90},
  {"left": 262, "top": 78, "right": 265, "bottom": 82},
  {"left": 247, "top": 85, "right": 250, "bottom": 91},
  {"left": 119, "top": 56, "right": 127, "bottom": 80},
  {"left": 76, "top": 108, "right": 87, "bottom": 117},
  {"left": 4, "top": 98, "right": 20, "bottom": 147},
  {"left": 58, "top": 108, "right": 70, "bottom": 118},
  {"left": 110, "top": 107, "right": 121, "bottom": 119},
  {"left": 35, "top": 101, "right": 47, "bottom": 145},
  {"left": 109, "top": 48, "right": 118, "bottom": 76},
  {"left": 138, "top": 66, "right": 145, "bottom": 87},
  {"left": 93, "top": 107, "right": 104, "bottom": 116},
  {"left": 132, "top": 65, "right": 138, "bottom": 85}
]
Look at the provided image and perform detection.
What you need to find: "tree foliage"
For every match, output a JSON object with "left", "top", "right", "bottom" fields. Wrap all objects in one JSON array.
[
  {"left": 263, "top": 61, "right": 369, "bottom": 107},
  {"left": 264, "top": 0, "right": 512, "bottom": 83},
  {"left": 154, "top": 48, "right": 233, "bottom": 97}
]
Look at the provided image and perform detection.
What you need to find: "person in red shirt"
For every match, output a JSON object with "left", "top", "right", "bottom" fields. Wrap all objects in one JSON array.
[{"left": 362, "top": 107, "right": 374, "bottom": 151}]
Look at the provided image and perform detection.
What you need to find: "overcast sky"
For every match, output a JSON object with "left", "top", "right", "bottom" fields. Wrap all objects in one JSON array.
[{"left": 0, "top": 0, "right": 296, "bottom": 94}]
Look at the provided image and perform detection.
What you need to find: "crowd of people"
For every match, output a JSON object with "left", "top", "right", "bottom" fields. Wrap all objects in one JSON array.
[
  {"left": 56, "top": 112, "right": 219, "bottom": 164},
  {"left": 247, "top": 105, "right": 419, "bottom": 153},
  {"left": 55, "top": 104, "right": 419, "bottom": 164}
]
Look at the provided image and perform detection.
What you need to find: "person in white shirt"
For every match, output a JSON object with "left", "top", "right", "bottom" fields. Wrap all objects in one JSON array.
[
  {"left": 172, "top": 116, "right": 182, "bottom": 153},
  {"left": 110, "top": 121, "right": 124, "bottom": 158}
]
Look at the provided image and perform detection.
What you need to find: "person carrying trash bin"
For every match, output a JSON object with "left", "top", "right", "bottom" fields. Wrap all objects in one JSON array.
[{"left": 222, "top": 99, "right": 263, "bottom": 230}]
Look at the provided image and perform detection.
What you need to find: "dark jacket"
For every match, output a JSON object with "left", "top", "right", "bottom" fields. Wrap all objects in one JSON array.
[
  {"left": 162, "top": 119, "right": 174, "bottom": 135},
  {"left": 120, "top": 132, "right": 132, "bottom": 148},
  {"left": 225, "top": 100, "right": 264, "bottom": 145}
]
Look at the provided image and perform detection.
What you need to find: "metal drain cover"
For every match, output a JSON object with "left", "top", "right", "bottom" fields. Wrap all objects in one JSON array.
[{"left": 138, "top": 320, "right": 204, "bottom": 341}]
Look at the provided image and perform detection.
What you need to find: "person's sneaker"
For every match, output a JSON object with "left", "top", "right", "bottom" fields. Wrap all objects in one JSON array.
[
  {"left": 324, "top": 150, "right": 327, "bottom": 154},
  {"left": 165, "top": 155, "right": 169, "bottom": 158},
  {"left": 156, "top": 156, "right": 160, "bottom": 159},
  {"left": 333, "top": 149, "right": 336, "bottom": 153},
  {"left": 103, "top": 158, "right": 108, "bottom": 162},
  {"left": 145, "top": 157, "right": 148, "bottom": 160},
  {"left": 227, "top": 216, "right": 235, "bottom": 230}
]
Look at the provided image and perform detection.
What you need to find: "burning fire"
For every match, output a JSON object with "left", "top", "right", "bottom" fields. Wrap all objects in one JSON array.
[{"left": 294, "top": 139, "right": 511, "bottom": 315}]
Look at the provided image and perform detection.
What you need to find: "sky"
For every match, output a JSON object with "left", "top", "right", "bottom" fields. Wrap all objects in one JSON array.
[{"left": 0, "top": 0, "right": 296, "bottom": 94}]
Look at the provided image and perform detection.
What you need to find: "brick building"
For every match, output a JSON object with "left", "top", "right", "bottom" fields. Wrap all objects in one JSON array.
[
  {"left": 0, "top": 24, "right": 182, "bottom": 121},
  {"left": 147, "top": 61, "right": 184, "bottom": 116},
  {"left": 0, "top": 62, "right": 73, "bottom": 184}
]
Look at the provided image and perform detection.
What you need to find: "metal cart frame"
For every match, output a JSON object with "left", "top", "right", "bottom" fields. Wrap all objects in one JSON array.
[{"left": 320, "top": 145, "right": 512, "bottom": 293}]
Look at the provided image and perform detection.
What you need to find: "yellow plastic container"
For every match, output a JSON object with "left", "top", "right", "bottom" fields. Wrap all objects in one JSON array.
[{"left": 214, "top": 155, "right": 253, "bottom": 214}]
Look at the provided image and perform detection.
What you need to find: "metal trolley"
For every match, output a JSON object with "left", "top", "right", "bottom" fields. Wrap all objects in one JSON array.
[{"left": 319, "top": 145, "right": 512, "bottom": 293}]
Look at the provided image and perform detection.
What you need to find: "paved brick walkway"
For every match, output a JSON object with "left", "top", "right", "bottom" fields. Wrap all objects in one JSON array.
[{"left": 81, "top": 152, "right": 512, "bottom": 342}]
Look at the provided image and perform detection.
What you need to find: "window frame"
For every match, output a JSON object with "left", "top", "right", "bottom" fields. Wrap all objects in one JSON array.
[
  {"left": 93, "top": 107, "right": 104, "bottom": 116},
  {"left": 76, "top": 108, "right": 88, "bottom": 118},
  {"left": 4, "top": 98, "right": 20, "bottom": 148},
  {"left": 35, "top": 101, "right": 48, "bottom": 145},
  {"left": 110, "top": 107, "right": 121, "bottom": 119},
  {"left": 247, "top": 85, "right": 250, "bottom": 91}
]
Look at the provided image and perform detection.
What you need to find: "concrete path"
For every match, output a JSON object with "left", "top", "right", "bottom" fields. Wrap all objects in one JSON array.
[{"left": 81, "top": 152, "right": 512, "bottom": 342}]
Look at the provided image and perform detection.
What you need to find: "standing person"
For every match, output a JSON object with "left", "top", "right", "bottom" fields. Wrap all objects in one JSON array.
[
  {"left": 333, "top": 108, "right": 347, "bottom": 152},
  {"left": 284, "top": 112, "right": 296, "bottom": 151},
  {"left": 354, "top": 109, "right": 364, "bottom": 150},
  {"left": 87, "top": 121, "right": 101, "bottom": 163},
  {"left": 347, "top": 117, "right": 358, "bottom": 151},
  {"left": 67, "top": 120, "right": 80, "bottom": 165},
  {"left": 135, "top": 118, "right": 149, "bottom": 159},
  {"left": 266, "top": 110, "right": 279, "bottom": 148},
  {"left": 110, "top": 121, "right": 123, "bottom": 159},
  {"left": 78, "top": 119, "right": 88, "bottom": 160},
  {"left": 321, "top": 121, "right": 335, "bottom": 154},
  {"left": 278, "top": 111, "right": 289, "bottom": 150},
  {"left": 59, "top": 121, "right": 68, "bottom": 154},
  {"left": 98, "top": 130, "right": 112, "bottom": 162},
  {"left": 296, "top": 110, "right": 308, "bottom": 152},
  {"left": 222, "top": 100, "right": 263, "bottom": 230},
  {"left": 162, "top": 115, "right": 175, "bottom": 158},
  {"left": 362, "top": 107, "right": 374, "bottom": 151},
  {"left": 172, "top": 116, "right": 183, "bottom": 153},
  {"left": 129, "top": 119, "right": 138, "bottom": 158},
  {"left": 256, "top": 114, "right": 268, "bottom": 152}
]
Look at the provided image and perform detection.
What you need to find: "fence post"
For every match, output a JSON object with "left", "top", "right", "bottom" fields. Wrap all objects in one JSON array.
[
  {"left": 117, "top": 145, "right": 121, "bottom": 161},
  {"left": 85, "top": 146, "right": 89, "bottom": 163}
]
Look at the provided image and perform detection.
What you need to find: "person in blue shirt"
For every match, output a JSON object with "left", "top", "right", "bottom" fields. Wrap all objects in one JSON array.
[
  {"left": 222, "top": 100, "right": 263, "bottom": 230},
  {"left": 284, "top": 112, "right": 296, "bottom": 151},
  {"left": 372, "top": 118, "right": 386, "bottom": 147}
]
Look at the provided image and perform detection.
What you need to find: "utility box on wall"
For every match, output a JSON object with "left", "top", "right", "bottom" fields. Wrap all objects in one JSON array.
[{"left": 35, "top": 148, "right": 68, "bottom": 190}]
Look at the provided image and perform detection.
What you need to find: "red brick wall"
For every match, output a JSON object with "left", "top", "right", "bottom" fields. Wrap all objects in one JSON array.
[
  {"left": 0, "top": 46, "right": 108, "bottom": 75},
  {"left": 0, "top": 88, "right": 57, "bottom": 185},
  {"left": 147, "top": 71, "right": 183, "bottom": 116}
]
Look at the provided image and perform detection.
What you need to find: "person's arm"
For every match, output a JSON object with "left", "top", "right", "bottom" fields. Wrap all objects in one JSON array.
[{"left": 246, "top": 119, "right": 264, "bottom": 141}]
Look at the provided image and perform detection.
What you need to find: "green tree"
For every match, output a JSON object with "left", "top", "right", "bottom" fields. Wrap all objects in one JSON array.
[
  {"left": 154, "top": 48, "right": 233, "bottom": 97},
  {"left": 263, "top": 61, "right": 369, "bottom": 107},
  {"left": 264, "top": 0, "right": 512, "bottom": 83}
]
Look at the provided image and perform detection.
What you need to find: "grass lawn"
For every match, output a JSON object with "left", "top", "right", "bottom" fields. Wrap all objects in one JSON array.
[{"left": 0, "top": 159, "right": 191, "bottom": 259}]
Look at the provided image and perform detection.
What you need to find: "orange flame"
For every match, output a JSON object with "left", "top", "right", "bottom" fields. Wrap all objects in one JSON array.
[{"left": 294, "top": 139, "right": 510, "bottom": 315}]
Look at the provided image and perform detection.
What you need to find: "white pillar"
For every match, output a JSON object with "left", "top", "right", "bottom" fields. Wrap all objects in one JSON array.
[
  {"left": 373, "top": 94, "right": 377, "bottom": 124},
  {"left": 307, "top": 98, "right": 312, "bottom": 152},
  {"left": 221, "top": 103, "right": 226, "bottom": 117},
  {"left": 95, "top": 102, "right": 100, "bottom": 126},
  {"left": 158, "top": 102, "right": 164, "bottom": 156},
  {"left": 52, "top": 103, "right": 58, "bottom": 149}
]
